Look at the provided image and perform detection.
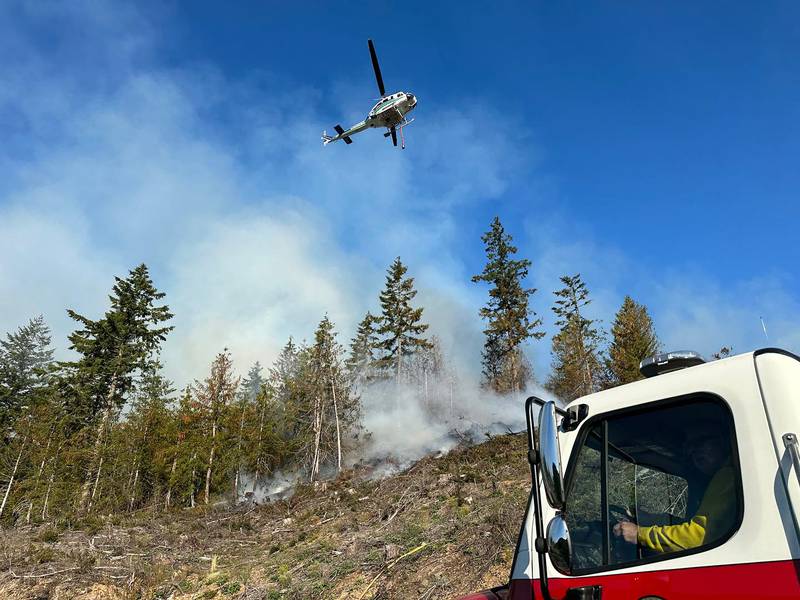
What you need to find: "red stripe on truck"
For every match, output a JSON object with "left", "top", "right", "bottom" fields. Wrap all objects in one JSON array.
[{"left": 507, "top": 559, "right": 800, "bottom": 599}]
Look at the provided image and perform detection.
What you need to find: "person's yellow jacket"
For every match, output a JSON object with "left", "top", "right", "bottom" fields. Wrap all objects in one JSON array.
[{"left": 637, "top": 465, "right": 737, "bottom": 553}]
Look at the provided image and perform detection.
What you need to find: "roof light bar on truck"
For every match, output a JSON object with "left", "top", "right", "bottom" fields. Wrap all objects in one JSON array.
[{"left": 639, "top": 350, "right": 705, "bottom": 378}]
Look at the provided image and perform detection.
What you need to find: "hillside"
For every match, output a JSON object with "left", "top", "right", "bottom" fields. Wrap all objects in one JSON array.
[{"left": 0, "top": 433, "right": 530, "bottom": 600}]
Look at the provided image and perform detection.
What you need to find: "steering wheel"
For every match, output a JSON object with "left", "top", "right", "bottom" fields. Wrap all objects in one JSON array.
[
  {"left": 608, "top": 504, "right": 640, "bottom": 561},
  {"left": 608, "top": 503, "right": 632, "bottom": 523}
]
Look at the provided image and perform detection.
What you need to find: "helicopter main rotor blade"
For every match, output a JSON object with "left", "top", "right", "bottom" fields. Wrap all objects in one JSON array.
[
  {"left": 390, "top": 126, "right": 397, "bottom": 147},
  {"left": 368, "top": 39, "right": 386, "bottom": 97}
]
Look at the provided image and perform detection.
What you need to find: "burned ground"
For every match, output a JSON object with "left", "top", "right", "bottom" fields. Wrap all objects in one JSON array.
[{"left": 0, "top": 433, "right": 530, "bottom": 599}]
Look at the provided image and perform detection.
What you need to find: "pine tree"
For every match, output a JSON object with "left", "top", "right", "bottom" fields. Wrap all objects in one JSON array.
[
  {"left": 164, "top": 387, "right": 202, "bottom": 509},
  {"left": 605, "top": 296, "right": 659, "bottom": 387},
  {"left": 61, "top": 264, "right": 173, "bottom": 513},
  {"left": 303, "top": 316, "right": 359, "bottom": 481},
  {"left": 240, "top": 363, "right": 265, "bottom": 403},
  {"left": 547, "top": 274, "right": 604, "bottom": 401},
  {"left": 472, "top": 217, "right": 544, "bottom": 394},
  {"left": 122, "top": 367, "right": 175, "bottom": 512},
  {"left": 376, "top": 258, "right": 431, "bottom": 382},
  {"left": 0, "top": 315, "right": 55, "bottom": 439},
  {"left": 243, "top": 384, "right": 282, "bottom": 496},
  {"left": 346, "top": 312, "right": 379, "bottom": 388},
  {"left": 268, "top": 338, "right": 305, "bottom": 463},
  {"left": 192, "top": 349, "right": 239, "bottom": 504}
]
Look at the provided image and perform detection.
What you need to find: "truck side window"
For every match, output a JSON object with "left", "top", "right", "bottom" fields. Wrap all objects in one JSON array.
[{"left": 563, "top": 397, "right": 742, "bottom": 574}]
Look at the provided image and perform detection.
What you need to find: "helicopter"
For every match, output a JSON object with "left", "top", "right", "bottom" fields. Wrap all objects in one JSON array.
[{"left": 322, "top": 39, "right": 417, "bottom": 149}]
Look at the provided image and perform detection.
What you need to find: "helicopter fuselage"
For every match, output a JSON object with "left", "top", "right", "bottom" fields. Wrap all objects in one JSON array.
[{"left": 365, "top": 91, "right": 417, "bottom": 128}]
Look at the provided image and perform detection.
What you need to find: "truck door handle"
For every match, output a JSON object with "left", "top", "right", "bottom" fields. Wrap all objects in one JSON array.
[{"left": 565, "top": 585, "right": 601, "bottom": 600}]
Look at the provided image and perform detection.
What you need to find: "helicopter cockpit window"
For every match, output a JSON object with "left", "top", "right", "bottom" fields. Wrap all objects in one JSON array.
[{"left": 563, "top": 396, "right": 742, "bottom": 574}]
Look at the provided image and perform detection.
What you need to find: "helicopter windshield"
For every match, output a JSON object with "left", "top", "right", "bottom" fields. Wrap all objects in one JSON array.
[{"left": 371, "top": 96, "right": 396, "bottom": 113}]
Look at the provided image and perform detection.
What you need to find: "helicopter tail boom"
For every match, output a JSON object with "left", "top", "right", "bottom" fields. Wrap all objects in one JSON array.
[
  {"left": 322, "top": 121, "right": 369, "bottom": 146},
  {"left": 334, "top": 124, "right": 353, "bottom": 144}
]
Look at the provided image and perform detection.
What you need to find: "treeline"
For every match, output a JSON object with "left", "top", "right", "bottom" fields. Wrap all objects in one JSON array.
[{"left": 0, "top": 217, "right": 661, "bottom": 525}]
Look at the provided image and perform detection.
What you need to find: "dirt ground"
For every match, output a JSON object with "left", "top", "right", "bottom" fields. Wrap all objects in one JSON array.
[{"left": 0, "top": 433, "right": 530, "bottom": 599}]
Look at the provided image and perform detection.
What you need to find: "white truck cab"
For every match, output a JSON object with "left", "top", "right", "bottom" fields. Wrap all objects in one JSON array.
[{"left": 460, "top": 348, "right": 800, "bottom": 600}]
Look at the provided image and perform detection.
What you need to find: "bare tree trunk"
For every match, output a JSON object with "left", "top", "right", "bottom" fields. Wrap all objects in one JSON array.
[
  {"left": 204, "top": 420, "right": 217, "bottom": 505},
  {"left": 396, "top": 338, "right": 403, "bottom": 385},
  {"left": 79, "top": 399, "right": 114, "bottom": 513},
  {"left": 190, "top": 451, "right": 197, "bottom": 508},
  {"left": 252, "top": 399, "right": 266, "bottom": 494},
  {"left": 164, "top": 454, "right": 178, "bottom": 510},
  {"left": 511, "top": 350, "right": 519, "bottom": 398},
  {"left": 330, "top": 373, "right": 342, "bottom": 473},
  {"left": 26, "top": 435, "right": 52, "bottom": 524},
  {"left": 129, "top": 468, "right": 140, "bottom": 512},
  {"left": 0, "top": 433, "right": 28, "bottom": 520},
  {"left": 310, "top": 393, "right": 324, "bottom": 482},
  {"left": 88, "top": 454, "right": 104, "bottom": 511},
  {"left": 128, "top": 420, "right": 150, "bottom": 512},
  {"left": 233, "top": 405, "right": 245, "bottom": 502},
  {"left": 41, "top": 442, "right": 63, "bottom": 521}
]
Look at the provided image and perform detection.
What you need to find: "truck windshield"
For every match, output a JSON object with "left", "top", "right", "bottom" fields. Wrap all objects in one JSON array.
[{"left": 563, "top": 397, "right": 741, "bottom": 573}]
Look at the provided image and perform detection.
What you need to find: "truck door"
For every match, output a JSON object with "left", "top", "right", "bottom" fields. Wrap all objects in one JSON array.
[{"left": 546, "top": 394, "right": 747, "bottom": 599}]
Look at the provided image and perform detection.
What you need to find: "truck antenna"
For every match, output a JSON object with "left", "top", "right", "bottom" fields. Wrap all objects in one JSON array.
[{"left": 760, "top": 316, "right": 769, "bottom": 341}]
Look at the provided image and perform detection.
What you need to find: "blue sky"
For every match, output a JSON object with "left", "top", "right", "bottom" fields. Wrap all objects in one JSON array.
[{"left": 1, "top": 1, "right": 798, "bottom": 387}]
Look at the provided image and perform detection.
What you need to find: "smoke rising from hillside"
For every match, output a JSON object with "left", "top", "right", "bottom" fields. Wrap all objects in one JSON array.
[{"left": 244, "top": 369, "right": 556, "bottom": 503}]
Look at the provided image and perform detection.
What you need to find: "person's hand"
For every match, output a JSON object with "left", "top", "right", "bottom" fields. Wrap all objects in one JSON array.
[{"left": 612, "top": 520, "right": 638, "bottom": 544}]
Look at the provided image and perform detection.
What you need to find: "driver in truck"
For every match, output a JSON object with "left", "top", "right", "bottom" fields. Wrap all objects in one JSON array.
[{"left": 612, "top": 426, "right": 737, "bottom": 553}]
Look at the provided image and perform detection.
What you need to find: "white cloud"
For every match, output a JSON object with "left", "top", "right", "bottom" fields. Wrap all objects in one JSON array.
[{"left": 1, "top": 0, "right": 798, "bottom": 400}]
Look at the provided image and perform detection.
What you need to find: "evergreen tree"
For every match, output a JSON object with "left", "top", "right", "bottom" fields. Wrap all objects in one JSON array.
[
  {"left": 346, "top": 311, "right": 379, "bottom": 388},
  {"left": 376, "top": 258, "right": 431, "bottom": 382},
  {"left": 192, "top": 349, "right": 239, "bottom": 504},
  {"left": 61, "top": 264, "right": 173, "bottom": 513},
  {"left": 298, "top": 316, "right": 360, "bottom": 481},
  {"left": 240, "top": 362, "right": 265, "bottom": 403},
  {"left": 243, "top": 384, "right": 283, "bottom": 496},
  {"left": 0, "top": 315, "right": 55, "bottom": 438},
  {"left": 164, "top": 387, "right": 202, "bottom": 509},
  {"left": 121, "top": 367, "right": 175, "bottom": 512},
  {"left": 547, "top": 274, "right": 604, "bottom": 401},
  {"left": 268, "top": 338, "right": 306, "bottom": 462},
  {"left": 472, "top": 217, "right": 544, "bottom": 394},
  {"left": 605, "top": 296, "right": 659, "bottom": 387}
]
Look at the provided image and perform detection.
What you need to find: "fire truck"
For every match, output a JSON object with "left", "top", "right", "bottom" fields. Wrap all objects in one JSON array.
[{"left": 460, "top": 348, "right": 800, "bottom": 599}]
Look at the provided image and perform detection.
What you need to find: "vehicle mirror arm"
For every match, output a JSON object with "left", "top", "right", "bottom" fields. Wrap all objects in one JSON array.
[{"left": 525, "top": 396, "right": 557, "bottom": 600}]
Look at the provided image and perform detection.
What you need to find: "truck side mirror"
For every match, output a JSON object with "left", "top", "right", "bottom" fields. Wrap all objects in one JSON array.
[
  {"left": 546, "top": 513, "right": 572, "bottom": 574},
  {"left": 538, "top": 400, "right": 566, "bottom": 510}
]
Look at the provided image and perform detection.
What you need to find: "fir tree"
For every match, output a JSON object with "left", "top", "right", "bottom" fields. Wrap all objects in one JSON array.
[
  {"left": 243, "top": 384, "right": 283, "bottom": 496},
  {"left": 192, "top": 349, "right": 239, "bottom": 504},
  {"left": 605, "top": 296, "right": 659, "bottom": 387},
  {"left": 376, "top": 258, "right": 431, "bottom": 382},
  {"left": 240, "top": 362, "right": 265, "bottom": 403},
  {"left": 346, "top": 311, "right": 379, "bottom": 388},
  {"left": 472, "top": 217, "right": 543, "bottom": 394},
  {"left": 122, "top": 367, "right": 175, "bottom": 512},
  {"left": 547, "top": 274, "right": 604, "bottom": 401},
  {"left": 303, "top": 316, "right": 359, "bottom": 480},
  {"left": 165, "top": 387, "right": 202, "bottom": 509},
  {"left": 61, "top": 264, "right": 173, "bottom": 513},
  {"left": 0, "top": 315, "right": 55, "bottom": 438}
]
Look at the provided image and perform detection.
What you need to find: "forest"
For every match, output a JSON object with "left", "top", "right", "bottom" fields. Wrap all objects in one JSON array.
[{"left": 0, "top": 216, "right": 662, "bottom": 526}]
